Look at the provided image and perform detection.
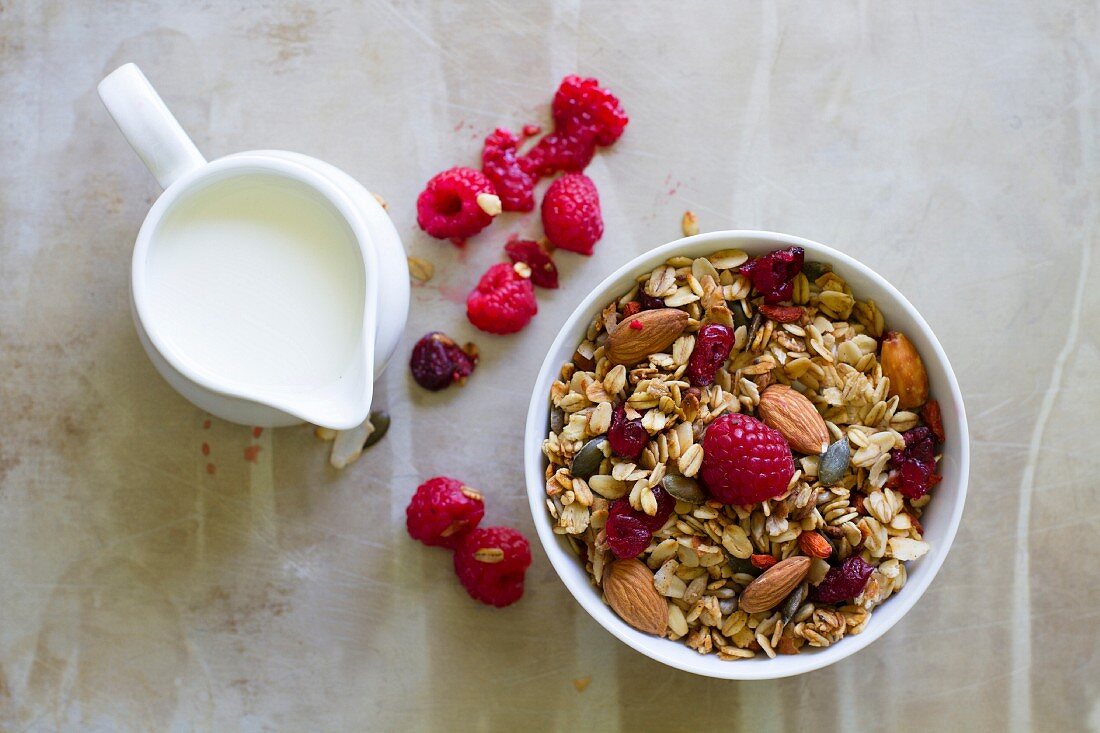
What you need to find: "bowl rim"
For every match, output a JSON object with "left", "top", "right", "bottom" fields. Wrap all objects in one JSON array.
[{"left": 523, "top": 229, "right": 970, "bottom": 680}]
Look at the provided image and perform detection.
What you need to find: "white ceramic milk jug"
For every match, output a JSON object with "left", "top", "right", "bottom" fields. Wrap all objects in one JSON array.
[{"left": 99, "top": 63, "right": 409, "bottom": 430}]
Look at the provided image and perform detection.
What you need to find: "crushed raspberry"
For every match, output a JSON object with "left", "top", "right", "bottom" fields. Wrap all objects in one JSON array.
[
  {"left": 888, "top": 427, "right": 941, "bottom": 499},
  {"left": 466, "top": 262, "right": 538, "bottom": 334},
  {"left": 416, "top": 167, "right": 499, "bottom": 242},
  {"left": 751, "top": 554, "right": 778, "bottom": 570},
  {"left": 699, "top": 414, "right": 794, "bottom": 505},
  {"left": 811, "top": 555, "right": 874, "bottom": 604},
  {"left": 687, "top": 324, "right": 734, "bottom": 387},
  {"left": 409, "top": 332, "right": 477, "bottom": 391},
  {"left": 921, "top": 400, "right": 946, "bottom": 443},
  {"left": 609, "top": 486, "right": 674, "bottom": 532},
  {"left": 629, "top": 320, "right": 643, "bottom": 330},
  {"left": 481, "top": 128, "right": 537, "bottom": 212},
  {"left": 758, "top": 304, "right": 805, "bottom": 323},
  {"left": 521, "top": 124, "right": 542, "bottom": 138},
  {"left": 551, "top": 75, "right": 629, "bottom": 147},
  {"left": 605, "top": 512, "right": 651, "bottom": 559},
  {"left": 541, "top": 173, "right": 603, "bottom": 255},
  {"left": 739, "top": 246, "right": 805, "bottom": 303},
  {"left": 607, "top": 404, "right": 648, "bottom": 459},
  {"left": 406, "top": 476, "right": 485, "bottom": 549},
  {"left": 453, "top": 526, "right": 532, "bottom": 607},
  {"left": 504, "top": 237, "right": 558, "bottom": 288}
]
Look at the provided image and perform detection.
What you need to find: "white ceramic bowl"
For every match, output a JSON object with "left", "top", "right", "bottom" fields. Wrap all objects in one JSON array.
[{"left": 524, "top": 230, "right": 969, "bottom": 680}]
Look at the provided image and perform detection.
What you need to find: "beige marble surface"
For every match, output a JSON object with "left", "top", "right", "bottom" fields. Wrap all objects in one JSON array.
[{"left": 1, "top": 1, "right": 1098, "bottom": 730}]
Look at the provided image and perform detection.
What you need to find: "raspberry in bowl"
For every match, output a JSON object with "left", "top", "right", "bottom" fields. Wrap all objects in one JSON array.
[{"left": 524, "top": 230, "right": 968, "bottom": 679}]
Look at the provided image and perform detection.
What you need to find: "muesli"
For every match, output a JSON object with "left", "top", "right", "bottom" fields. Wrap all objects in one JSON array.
[{"left": 542, "top": 246, "right": 945, "bottom": 658}]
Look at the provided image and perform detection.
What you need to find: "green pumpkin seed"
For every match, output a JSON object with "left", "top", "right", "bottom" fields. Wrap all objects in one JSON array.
[
  {"left": 660, "top": 474, "right": 707, "bottom": 504},
  {"left": 802, "top": 261, "right": 833, "bottom": 281},
  {"left": 571, "top": 437, "right": 609, "bottom": 480},
  {"left": 818, "top": 437, "right": 850, "bottom": 485},
  {"left": 781, "top": 582, "right": 808, "bottom": 623},
  {"left": 363, "top": 411, "right": 391, "bottom": 449},
  {"left": 731, "top": 299, "right": 751, "bottom": 330},
  {"left": 726, "top": 554, "right": 759, "bottom": 576}
]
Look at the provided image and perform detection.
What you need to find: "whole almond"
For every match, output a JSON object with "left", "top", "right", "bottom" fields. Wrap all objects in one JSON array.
[
  {"left": 880, "top": 331, "right": 929, "bottom": 409},
  {"left": 758, "top": 384, "right": 829, "bottom": 455},
  {"left": 797, "top": 531, "right": 833, "bottom": 559},
  {"left": 739, "top": 555, "right": 811, "bottom": 613},
  {"left": 606, "top": 308, "right": 689, "bottom": 366},
  {"left": 602, "top": 558, "right": 668, "bottom": 636}
]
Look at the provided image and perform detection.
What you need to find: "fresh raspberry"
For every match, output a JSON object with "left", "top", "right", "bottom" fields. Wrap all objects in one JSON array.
[
  {"left": 409, "top": 332, "right": 477, "bottom": 391},
  {"left": 608, "top": 486, "right": 674, "bottom": 533},
  {"left": 551, "top": 75, "right": 629, "bottom": 147},
  {"left": 520, "top": 129, "right": 597, "bottom": 177},
  {"left": 607, "top": 404, "right": 648, "bottom": 459},
  {"left": 887, "top": 427, "right": 941, "bottom": 499},
  {"left": 541, "top": 173, "right": 603, "bottom": 255},
  {"left": 481, "top": 128, "right": 537, "bottom": 212},
  {"left": 811, "top": 555, "right": 874, "bottom": 604},
  {"left": 739, "top": 246, "right": 805, "bottom": 303},
  {"left": 405, "top": 477, "right": 485, "bottom": 549},
  {"left": 687, "top": 324, "right": 734, "bottom": 387},
  {"left": 604, "top": 512, "right": 651, "bottom": 559},
  {"left": 453, "top": 526, "right": 532, "bottom": 607},
  {"left": 699, "top": 414, "right": 795, "bottom": 505},
  {"left": 416, "top": 167, "right": 499, "bottom": 242},
  {"left": 504, "top": 237, "right": 559, "bottom": 289},
  {"left": 466, "top": 262, "right": 538, "bottom": 334}
]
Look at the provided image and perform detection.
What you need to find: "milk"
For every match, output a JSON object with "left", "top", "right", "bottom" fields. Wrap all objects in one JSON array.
[{"left": 145, "top": 174, "right": 365, "bottom": 389}]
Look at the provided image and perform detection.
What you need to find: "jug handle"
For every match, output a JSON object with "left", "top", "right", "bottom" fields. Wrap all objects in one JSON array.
[{"left": 97, "top": 63, "right": 206, "bottom": 189}]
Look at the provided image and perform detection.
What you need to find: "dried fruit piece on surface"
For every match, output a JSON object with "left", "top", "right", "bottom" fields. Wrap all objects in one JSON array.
[
  {"left": 699, "top": 414, "right": 795, "bottom": 505},
  {"left": 604, "top": 511, "right": 652, "bottom": 559},
  {"left": 504, "top": 237, "right": 559, "bottom": 289},
  {"left": 687, "top": 324, "right": 734, "bottom": 387},
  {"left": 406, "top": 477, "right": 485, "bottom": 549},
  {"left": 466, "top": 262, "right": 538, "bottom": 334},
  {"left": 541, "top": 173, "right": 604, "bottom": 255},
  {"left": 409, "top": 332, "right": 477, "bottom": 391},
  {"left": 453, "top": 526, "right": 532, "bottom": 607},
  {"left": 416, "top": 167, "right": 500, "bottom": 242},
  {"left": 739, "top": 246, "right": 805, "bottom": 303},
  {"left": 608, "top": 485, "right": 674, "bottom": 532},
  {"left": 810, "top": 555, "right": 874, "bottom": 604}
]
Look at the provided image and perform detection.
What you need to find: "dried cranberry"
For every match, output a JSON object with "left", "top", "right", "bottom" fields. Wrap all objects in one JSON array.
[
  {"left": 921, "top": 400, "right": 946, "bottom": 443},
  {"left": 739, "top": 246, "right": 805, "bottom": 304},
  {"left": 409, "top": 332, "right": 477, "bottom": 391},
  {"left": 758, "top": 304, "right": 805, "bottom": 324},
  {"left": 609, "top": 487, "right": 674, "bottom": 532},
  {"left": 636, "top": 293, "right": 665, "bottom": 311},
  {"left": 607, "top": 405, "right": 648, "bottom": 459},
  {"left": 687, "top": 324, "right": 734, "bottom": 386},
  {"left": 504, "top": 237, "right": 559, "bottom": 288},
  {"left": 605, "top": 512, "right": 651, "bottom": 559},
  {"left": 811, "top": 555, "right": 874, "bottom": 604},
  {"left": 888, "top": 427, "right": 940, "bottom": 499}
]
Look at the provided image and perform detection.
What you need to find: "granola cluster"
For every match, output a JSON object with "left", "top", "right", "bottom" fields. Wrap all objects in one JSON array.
[{"left": 542, "top": 247, "right": 943, "bottom": 659}]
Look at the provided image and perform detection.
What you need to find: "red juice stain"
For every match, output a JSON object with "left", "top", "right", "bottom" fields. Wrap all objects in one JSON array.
[
  {"left": 206, "top": 463, "right": 216, "bottom": 475},
  {"left": 243, "top": 445, "right": 262, "bottom": 463},
  {"left": 201, "top": 442, "right": 210, "bottom": 456},
  {"left": 252, "top": 427, "right": 263, "bottom": 439}
]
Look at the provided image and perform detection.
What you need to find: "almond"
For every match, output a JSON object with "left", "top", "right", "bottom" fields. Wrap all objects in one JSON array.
[
  {"left": 602, "top": 558, "right": 668, "bottom": 635},
  {"left": 606, "top": 308, "right": 689, "bottom": 366},
  {"left": 758, "top": 384, "right": 829, "bottom": 455},
  {"left": 797, "top": 531, "right": 833, "bottom": 559},
  {"left": 880, "top": 331, "right": 929, "bottom": 409},
  {"left": 738, "top": 555, "right": 811, "bottom": 614}
]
